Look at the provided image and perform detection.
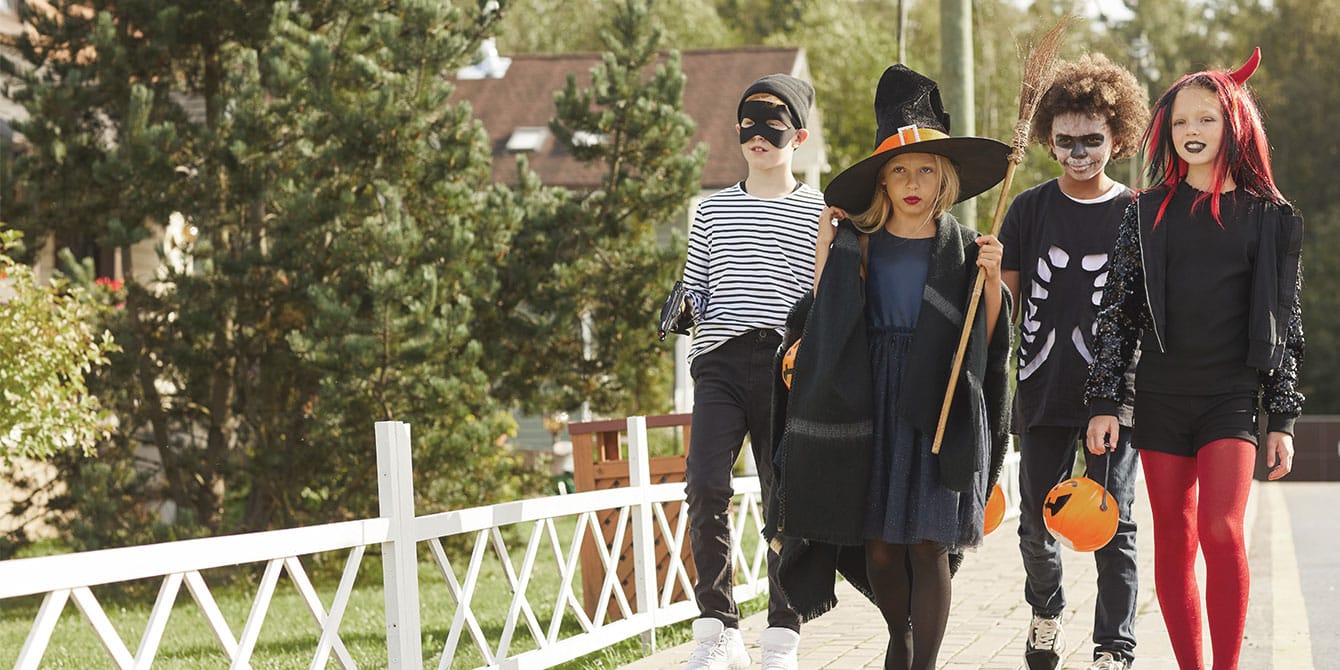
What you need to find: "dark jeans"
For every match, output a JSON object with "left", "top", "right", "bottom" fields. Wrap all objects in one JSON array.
[
  {"left": 685, "top": 329, "right": 799, "bottom": 632},
  {"left": 1017, "top": 425, "right": 1139, "bottom": 662}
]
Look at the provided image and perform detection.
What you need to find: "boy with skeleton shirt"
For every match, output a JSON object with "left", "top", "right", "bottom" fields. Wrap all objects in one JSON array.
[{"left": 998, "top": 54, "right": 1149, "bottom": 670}]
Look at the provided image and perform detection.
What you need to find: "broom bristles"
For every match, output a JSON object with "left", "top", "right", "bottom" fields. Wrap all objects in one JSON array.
[{"left": 1009, "top": 15, "right": 1074, "bottom": 161}]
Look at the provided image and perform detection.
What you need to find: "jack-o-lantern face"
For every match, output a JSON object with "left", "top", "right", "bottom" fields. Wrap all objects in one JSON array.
[
  {"left": 781, "top": 339, "right": 801, "bottom": 389},
  {"left": 984, "top": 482, "right": 1006, "bottom": 535},
  {"left": 1042, "top": 477, "right": 1118, "bottom": 552}
]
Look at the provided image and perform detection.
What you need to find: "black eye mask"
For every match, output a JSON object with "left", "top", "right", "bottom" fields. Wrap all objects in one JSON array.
[{"left": 739, "top": 100, "right": 798, "bottom": 148}]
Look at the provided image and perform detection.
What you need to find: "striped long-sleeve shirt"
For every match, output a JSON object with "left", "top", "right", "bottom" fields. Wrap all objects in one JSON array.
[{"left": 682, "top": 182, "right": 824, "bottom": 363}]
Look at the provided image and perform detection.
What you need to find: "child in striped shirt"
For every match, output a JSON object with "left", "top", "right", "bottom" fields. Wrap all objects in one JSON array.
[{"left": 678, "top": 73, "right": 823, "bottom": 670}]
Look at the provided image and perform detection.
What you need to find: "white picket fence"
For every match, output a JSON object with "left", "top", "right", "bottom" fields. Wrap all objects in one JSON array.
[
  {"left": 0, "top": 419, "right": 770, "bottom": 669},
  {"left": 0, "top": 419, "right": 1021, "bottom": 669}
]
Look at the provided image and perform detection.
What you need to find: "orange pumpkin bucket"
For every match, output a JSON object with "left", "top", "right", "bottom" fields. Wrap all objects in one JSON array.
[
  {"left": 984, "top": 482, "right": 1006, "bottom": 535},
  {"left": 1042, "top": 470, "right": 1118, "bottom": 552},
  {"left": 781, "top": 339, "right": 801, "bottom": 389}
]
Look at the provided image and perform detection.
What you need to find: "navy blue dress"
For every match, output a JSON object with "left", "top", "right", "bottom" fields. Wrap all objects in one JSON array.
[{"left": 863, "top": 230, "right": 986, "bottom": 550}]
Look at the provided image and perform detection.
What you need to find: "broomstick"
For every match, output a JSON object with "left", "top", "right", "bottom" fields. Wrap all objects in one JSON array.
[{"left": 931, "top": 17, "right": 1072, "bottom": 455}]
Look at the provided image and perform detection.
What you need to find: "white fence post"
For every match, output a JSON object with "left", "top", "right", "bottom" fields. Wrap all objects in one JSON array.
[
  {"left": 626, "top": 416, "right": 659, "bottom": 653},
  {"left": 376, "top": 421, "right": 423, "bottom": 669}
]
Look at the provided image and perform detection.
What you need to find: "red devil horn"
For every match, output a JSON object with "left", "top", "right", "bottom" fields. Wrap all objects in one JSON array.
[{"left": 1229, "top": 47, "right": 1261, "bottom": 85}]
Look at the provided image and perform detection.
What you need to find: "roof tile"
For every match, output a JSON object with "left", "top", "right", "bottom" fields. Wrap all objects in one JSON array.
[{"left": 449, "top": 46, "right": 810, "bottom": 189}]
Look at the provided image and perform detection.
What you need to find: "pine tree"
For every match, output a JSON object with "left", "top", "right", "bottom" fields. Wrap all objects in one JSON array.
[
  {"left": 6, "top": 0, "right": 542, "bottom": 542},
  {"left": 485, "top": 0, "right": 706, "bottom": 417}
]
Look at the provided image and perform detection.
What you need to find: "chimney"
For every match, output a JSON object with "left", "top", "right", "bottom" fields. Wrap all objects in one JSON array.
[{"left": 457, "top": 38, "right": 512, "bottom": 80}]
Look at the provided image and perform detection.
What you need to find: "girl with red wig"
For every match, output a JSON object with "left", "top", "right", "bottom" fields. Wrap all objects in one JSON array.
[{"left": 1083, "top": 49, "right": 1304, "bottom": 669}]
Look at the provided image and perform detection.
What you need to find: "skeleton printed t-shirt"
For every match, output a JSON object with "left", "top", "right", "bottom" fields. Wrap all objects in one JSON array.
[{"left": 1001, "top": 179, "right": 1137, "bottom": 430}]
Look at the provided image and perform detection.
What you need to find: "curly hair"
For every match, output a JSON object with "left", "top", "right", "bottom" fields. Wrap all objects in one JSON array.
[{"left": 1030, "top": 53, "right": 1149, "bottom": 161}]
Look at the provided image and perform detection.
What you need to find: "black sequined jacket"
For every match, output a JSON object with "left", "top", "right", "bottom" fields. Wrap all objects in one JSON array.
[{"left": 1083, "top": 189, "right": 1305, "bottom": 433}]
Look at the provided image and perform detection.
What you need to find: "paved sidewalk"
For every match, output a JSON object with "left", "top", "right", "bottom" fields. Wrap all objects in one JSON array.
[{"left": 624, "top": 476, "right": 1310, "bottom": 669}]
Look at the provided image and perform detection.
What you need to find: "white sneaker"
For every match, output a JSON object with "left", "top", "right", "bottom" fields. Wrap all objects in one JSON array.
[
  {"left": 1088, "top": 651, "right": 1130, "bottom": 669},
  {"left": 759, "top": 626, "right": 800, "bottom": 670},
  {"left": 1024, "top": 614, "right": 1064, "bottom": 670},
  {"left": 684, "top": 618, "right": 751, "bottom": 670}
]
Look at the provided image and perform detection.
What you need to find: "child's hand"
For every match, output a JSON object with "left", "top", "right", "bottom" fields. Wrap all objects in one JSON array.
[
  {"left": 1265, "top": 431, "right": 1294, "bottom": 480},
  {"left": 1086, "top": 415, "right": 1119, "bottom": 455},
  {"left": 976, "top": 234, "right": 1002, "bottom": 282},
  {"left": 818, "top": 206, "right": 848, "bottom": 246}
]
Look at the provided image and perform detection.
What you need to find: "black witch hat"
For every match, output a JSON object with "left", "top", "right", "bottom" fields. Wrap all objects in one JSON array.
[{"left": 825, "top": 65, "right": 1010, "bottom": 213}]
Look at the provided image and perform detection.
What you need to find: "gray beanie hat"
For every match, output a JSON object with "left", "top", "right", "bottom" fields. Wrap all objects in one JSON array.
[{"left": 738, "top": 74, "right": 815, "bottom": 129}]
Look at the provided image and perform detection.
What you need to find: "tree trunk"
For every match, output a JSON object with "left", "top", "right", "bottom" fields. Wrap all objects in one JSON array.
[
  {"left": 941, "top": 0, "right": 978, "bottom": 228},
  {"left": 898, "top": 0, "right": 908, "bottom": 64}
]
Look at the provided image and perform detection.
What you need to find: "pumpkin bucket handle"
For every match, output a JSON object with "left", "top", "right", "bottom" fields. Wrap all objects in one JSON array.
[{"left": 1086, "top": 448, "right": 1113, "bottom": 513}]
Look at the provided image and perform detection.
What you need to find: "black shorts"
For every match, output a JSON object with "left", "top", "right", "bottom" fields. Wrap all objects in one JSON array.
[{"left": 1132, "top": 391, "right": 1259, "bottom": 457}]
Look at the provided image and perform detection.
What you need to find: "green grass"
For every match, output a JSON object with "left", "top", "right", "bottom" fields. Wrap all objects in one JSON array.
[{"left": 0, "top": 514, "right": 768, "bottom": 669}]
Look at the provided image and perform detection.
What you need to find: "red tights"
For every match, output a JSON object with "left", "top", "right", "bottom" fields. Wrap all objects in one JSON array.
[{"left": 1140, "top": 440, "right": 1255, "bottom": 670}]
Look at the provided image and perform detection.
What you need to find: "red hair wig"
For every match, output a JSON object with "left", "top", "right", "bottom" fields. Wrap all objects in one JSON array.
[{"left": 1142, "top": 68, "right": 1286, "bottom": 226}]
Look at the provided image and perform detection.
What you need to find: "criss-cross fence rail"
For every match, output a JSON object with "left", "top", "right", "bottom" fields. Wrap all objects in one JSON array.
[
  {"left": 0, "top": 418, "right": 774, "bottom": 669},
  {"left": 0, "top": 418, "right": 1021, "bottom": 669}
]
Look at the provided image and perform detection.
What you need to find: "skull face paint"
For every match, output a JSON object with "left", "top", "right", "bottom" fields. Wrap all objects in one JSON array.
[
  {"left": 1050, "top": 113, "right": 1115, "bottom": 187},
  {"left": 739, "top": 100, "right": 798, "bottom": 148}
]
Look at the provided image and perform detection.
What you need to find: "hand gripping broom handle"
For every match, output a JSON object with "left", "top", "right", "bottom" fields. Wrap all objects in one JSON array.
[{"left": 930, "top": 17, "right": 1070, "bottom": 455}]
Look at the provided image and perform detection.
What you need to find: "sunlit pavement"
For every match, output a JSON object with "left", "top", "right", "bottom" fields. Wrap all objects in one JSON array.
[{"left": 626, "top": 478, "right": 1328, "bottom": 669}]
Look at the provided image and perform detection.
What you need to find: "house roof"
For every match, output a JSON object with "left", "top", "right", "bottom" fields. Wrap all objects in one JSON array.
[{"left": 449, "top": 45, "right": 826, "bottom": 190}]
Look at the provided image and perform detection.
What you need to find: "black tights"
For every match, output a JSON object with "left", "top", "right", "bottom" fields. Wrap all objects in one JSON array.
[{"left": 865, "top": 540, "right": 951, "bottom": 670}]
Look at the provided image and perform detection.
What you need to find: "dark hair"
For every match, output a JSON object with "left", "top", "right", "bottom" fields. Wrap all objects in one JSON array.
[
  {"left": 1143, "top": 70, "right": 1286, "bottom": 226},
  {"left": 1031, "top": 53, "right": 1149, "bottom": 161}
]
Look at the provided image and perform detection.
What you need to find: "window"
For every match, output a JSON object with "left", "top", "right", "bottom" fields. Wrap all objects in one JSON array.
[{"left": 505, "top": 126, "right": 549, "bottom": 153}]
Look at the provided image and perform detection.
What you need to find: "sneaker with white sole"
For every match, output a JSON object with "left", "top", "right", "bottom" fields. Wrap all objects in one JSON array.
[
  {"left": 1025, "top": 614, "right": 1064, "bottom": 670},
  {"left": 759, "top": 626, "right": 800, "bottom": 670},
  {"left": 1088, "top": 651, "right": 1130, "bottom": 669},
  {"left": 684, "top": 618, "right": 750, "bottom": 670}
]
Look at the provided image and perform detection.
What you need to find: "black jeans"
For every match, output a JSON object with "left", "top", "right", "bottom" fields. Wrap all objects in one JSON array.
[
  {"left": 1016, "top": 425, "right": 1139, "bottom": 662},
  {"left": 685, "top": 329, "right": 799, "bottom": 632}
]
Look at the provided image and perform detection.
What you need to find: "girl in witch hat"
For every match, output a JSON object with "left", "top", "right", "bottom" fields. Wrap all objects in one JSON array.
[
  {"left": 767, "top": 64, "right": 1014, "bottom": 670},
  {"left": 1084, "top": 48, "right": 1304, "bottom": 670}
]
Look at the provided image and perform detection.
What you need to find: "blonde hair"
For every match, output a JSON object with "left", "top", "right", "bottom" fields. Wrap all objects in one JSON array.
[{"left": 851, "top": 153, "right": 961, "bottom": 234}]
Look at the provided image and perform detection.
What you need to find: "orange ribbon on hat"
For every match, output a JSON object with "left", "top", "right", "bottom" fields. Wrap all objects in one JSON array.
[{"left": 872, "top": 124, "right": 951, "bottom": 156}]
